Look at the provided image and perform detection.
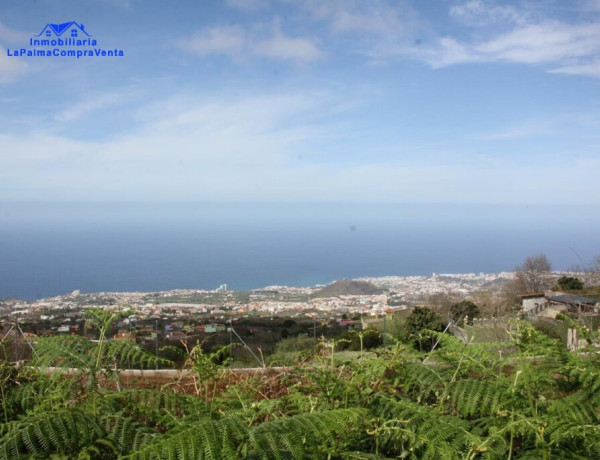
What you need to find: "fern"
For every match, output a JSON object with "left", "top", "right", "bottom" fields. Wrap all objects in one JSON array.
[
  {"left": 427, "top": 334, "right": 512, "bottom": 380},
  {"left": 6, "top": 318, "right": 600, "bottom": 459},
  {"left": 544, "top": 386, "right": 600, "bottom": 458},
  {"left": 441, "top": 378, "right": 510, "bottom": 418},
  {"left": 547, "top": 390, "right": 600, "bottom": 425},
  {"left": 125, "top": 409, "right": 368, "bottom": 460},
  {"left": 0, "top": 407, "right": 104, "bottom": 459},
  {"left": 124, "top": 416, "right": 247, "bottom": 460},
  {"left": 105, "top": 339, "right": 171, "bottom": 370},
  {"left": 247, "top": 408, "right": 368, "bottom": 459},
  {"left": 397, "top": 362, "right": 449, "bottom": 403},
  {"left": 559, "top": 352, "right": 600, "bottom": 396},
  {"left": 545, "top": 419, "right": 600, "bottom": 458},
  {"left": 32, "top": 335, "right": 170, "bottom": 371},
  {"left": 101, "top": 413, "right": 158, "bottom": 456},
  {"left": 31, "top": 335, "right": 96, "bottom": 369},
  {"left": 369, "top": 396, "right": 481, "bottom": 459},
  {"left": 100, "top": 389, "right": 213, "bottom": 428}
]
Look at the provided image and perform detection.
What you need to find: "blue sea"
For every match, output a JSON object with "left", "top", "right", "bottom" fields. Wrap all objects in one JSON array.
[{"left": 1, "top": 202, "right": 599, "bottom": 301}]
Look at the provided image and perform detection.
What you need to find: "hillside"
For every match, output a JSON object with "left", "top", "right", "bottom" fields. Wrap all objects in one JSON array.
[{"left": 312, "top": 279, "right": 384, "bottom": 298}]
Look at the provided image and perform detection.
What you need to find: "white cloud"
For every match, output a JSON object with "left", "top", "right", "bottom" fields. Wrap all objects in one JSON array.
[
  {"left": 253, "top": 30, "right": 322, "bottom": 61},
  {"left": 450, "top": 0, "right": 524, "bottom": 26},
  {"left": 183, "top": 26, "right": 245, "bottom": 58},
  {"left": 303, "top": 0, "right": 408, "bottom": 35},
  {"left": 583, "top": 0, "right": 600, "bottom": 13},
  {"left": 225, "top": 0, "right": 269, "bottom": 10},
  {"left": 0, "top": 46, "right": 28, "bottom": 83},
  {"left": 423, "top": 37, "right": 476, "bottom": 68},
  {"left": 551, "top": 60, "right": 600, "bottom": 78},
  {"left": 54, "top": 89, "right": 140, "bottom": 123},
  {"left": 179, "top": 1, "right": 600, "bottom": 77},
  {"left": 421, "top": 20, "right": 600, "bottom": 77},
  {"left": 0, "top": 21, "right": 28, "bottom": 43},
  {"left": 270, "top": 0, "right": 431, "bottom": 64},
  {"left": 293, "top": 1, "right": 600, "bottom": 79},
  {"left": 99, "top": 0, "right": 140, "bottom": 8},
  {"left": 475, "top": 124, "right": 555, "bottom": 141},
  {"left": 0, "top": 91, "right": 332, "bottom": 198},
  {"left": 475, "top": 22, "right": 600, "bottom": 64},
  {"left": 1, "top": 90, "right": 599, "bottom": 204},
  {"left": 180, "top": 24, "right": 322, "bottom": 62}
]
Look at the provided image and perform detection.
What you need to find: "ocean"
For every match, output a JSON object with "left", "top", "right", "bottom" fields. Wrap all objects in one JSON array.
[{"left": 1, "top": 202, "right": 599, "bottom": 301}]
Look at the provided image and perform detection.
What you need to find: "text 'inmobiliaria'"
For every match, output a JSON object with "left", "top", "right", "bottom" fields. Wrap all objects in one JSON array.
[{"left": 6, "top": 21, "right": 124, "bottom": 59}]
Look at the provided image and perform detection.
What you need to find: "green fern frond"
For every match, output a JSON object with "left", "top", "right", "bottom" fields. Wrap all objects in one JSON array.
[
  {"left": 105, "top": 339, "right": 172, "bottom": 370},
  {"left": 340, "top": 453, "right": 396, "bottom": 459},
  {"left": 442, "top": 378, "right": 510, "bottom": 418},
  {"left": 126, "top": 408, "right": 368, "bottom": 460},
  {"left": 3, "top": 370, "right": 73, "bottom": 418},
  {"left": 101, "top": 413, "right": 158, "bottom": 456},
  {"left": 248, "top": 408, "right": 369, "bottom": 459},
  {"left": 0, "top": 407, "right": 104, "bottom": 459},
  {"left": 369, "top": 396, "right": 479, "bottom": 459},
  {"left": 562, "top": 356, "right": 600, "bottom": 396},
  {"left": 125, "top": 416, "right": 247, "bottom": 460},
  {"left": 548, "top": 390, "right": 600, "bottom": 425},
  {"left": 31, "top": 335, "right": 172, "bottom": 374},
  {"left": 545, "top": 418, "right": 600, "bottom": 458},
  {"left": 101, "top": 389, "right": 213, "bottom": 427},
  {"left": 429, "top": 338, "right": 512, "bottom": 379},
  {"left": 31, "top": 335, "right": 96, "bottom": 369},
  {"left": 397, "top": 363, "right": 449, "bottom": 403}
]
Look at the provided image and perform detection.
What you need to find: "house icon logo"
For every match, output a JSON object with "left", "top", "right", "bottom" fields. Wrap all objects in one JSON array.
[
  {"left": 36, "top": 21, "right": 91, "bottom": 39},
  {"left": 6, "top": 21, "right": 124, "bottom": 58}
]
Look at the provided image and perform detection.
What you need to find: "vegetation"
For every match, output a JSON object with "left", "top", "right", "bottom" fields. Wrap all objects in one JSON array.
[
  {"left": 312, "top": 280, "right": 384, "bottom": 298},
  {"left": 556, "top": 275, "right": 584, "bottom": 291},
  {"left": 513, "top": 253, "right": 554, "bottom": 294},
  {"left": 3, "top": 311, "right": 600, "bottom": 459},
  {"left": 3, "top": 254, "right": 600, "bottom": 459},
  {"left": 404, "top": 306, "right": 445, "bottom": 350},
  {"left": 450, "top": 300, "right": 480, "bottom": 326}
]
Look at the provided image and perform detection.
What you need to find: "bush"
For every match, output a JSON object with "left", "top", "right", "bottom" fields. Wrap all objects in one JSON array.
[
  {"left": 450, "top": 300, "right": 480, "bottom": 326},
  {"left": 267, "top": 336, "right": 316, "bottom": 365},
  {"left": 336, "top": 330, "right": 383, "bottom": 351},
  {"left": 404, "top": 307, "right": 445, "bottom": 351},
  {"left": 274, "top": 336, "right": 315, "bottom": 354},
  {"left": 557, "top": 276, "right": 584, "bottom": 291}
]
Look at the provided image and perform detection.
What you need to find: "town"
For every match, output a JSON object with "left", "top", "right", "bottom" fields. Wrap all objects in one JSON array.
[
  {"left": 1, "top": 272, "right": 516, "bottom": 335},
  {"left": 3, "top": 269, "right": 599, "bottom": 364}
]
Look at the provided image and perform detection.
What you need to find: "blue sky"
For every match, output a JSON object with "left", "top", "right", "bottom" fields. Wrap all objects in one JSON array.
[{"left": 1, "top": 0, "right": 599, "bottom": 204}]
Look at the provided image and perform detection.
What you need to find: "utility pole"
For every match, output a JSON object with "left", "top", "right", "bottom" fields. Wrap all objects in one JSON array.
[
  {"left": 230, "top": 324, "right": 263, "bottom": 367},
  {"left": 155, "top": 319, "right": 159, "bottom": 370},
  {"left": 14, "top": 321, "right": 19, "bottom": 363}
]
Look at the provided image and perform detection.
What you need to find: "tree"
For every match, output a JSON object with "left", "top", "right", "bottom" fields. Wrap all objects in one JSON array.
[
  {"left": 514, "top": 253, "right": 554, "bottom": 294},
  {"left": 586, "top": 254, "right": 600, "bottom": 287},
  {"left": 471, "top": 288, "right": 512, "bottom": 317},
  {"left": 557, "top": 275, "right": 584, "bottom": 291},
  {"left": 405, "top": 307, "right": 445, "bottom": 335},
  {"left": 450, "top": 300, "right": 480, "bottom": 326},
  {"left": 427, "top": 292, "right": 459, "bottom": 321},
  {"left": 404, "top": 306, "right": 445, "bottom": 351}
]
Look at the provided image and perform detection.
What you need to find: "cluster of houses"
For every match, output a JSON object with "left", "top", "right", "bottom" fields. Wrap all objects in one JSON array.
[{"left": 520, "top": 293, "right": 599, "bottom": 317}]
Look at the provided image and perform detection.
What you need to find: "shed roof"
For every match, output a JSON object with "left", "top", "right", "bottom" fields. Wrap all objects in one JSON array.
[{"left": 548, "top": 295, "right": 597, "bottom": 306}]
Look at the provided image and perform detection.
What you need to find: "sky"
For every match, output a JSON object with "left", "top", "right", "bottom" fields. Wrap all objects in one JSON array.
[{"left": 1, "top": 0, "right": 599, "bottom": 204}]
